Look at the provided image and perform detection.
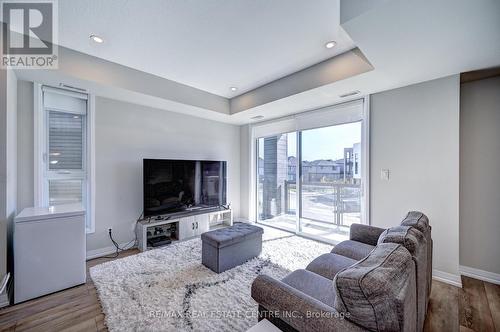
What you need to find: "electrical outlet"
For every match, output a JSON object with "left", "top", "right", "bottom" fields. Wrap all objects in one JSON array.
[
  {"left": 381, "top": 169, "right": 390, "bottom": 181},
  {"left": 108, "top": 227, "right": 112, "bottom": 234}
]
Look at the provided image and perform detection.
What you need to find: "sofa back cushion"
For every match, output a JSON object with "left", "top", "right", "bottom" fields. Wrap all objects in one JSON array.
[
  {"left": 378, "top": 226, "right": 428, "bottom": 331},
  {"left": 400, "top": 211, "right": 430, "bottom": 235},
  {"left": 377, "top": 226, "right": 425, "bottom": 255},
  {"left": 400, "top": 211, "right": 432, "bottom": 299},
  {"left": 333, "top": 243, "right": 417, "bottom": 332}
]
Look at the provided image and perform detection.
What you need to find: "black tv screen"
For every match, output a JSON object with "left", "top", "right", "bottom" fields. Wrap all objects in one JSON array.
[{"left": 143, "top": 159, "right": 227, "bottom": 217}]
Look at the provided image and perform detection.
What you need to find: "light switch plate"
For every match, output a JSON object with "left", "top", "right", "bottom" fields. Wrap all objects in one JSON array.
[{"left": 381, "top": 169, "right": 390, "bottom": 180}]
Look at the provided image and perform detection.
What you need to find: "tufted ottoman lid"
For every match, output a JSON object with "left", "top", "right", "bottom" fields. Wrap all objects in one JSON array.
[{"left": 201, "top": 223, "right": 263, "bottom": 248}]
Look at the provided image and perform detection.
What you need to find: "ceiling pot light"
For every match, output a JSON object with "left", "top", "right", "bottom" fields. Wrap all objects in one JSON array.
[
  {"left": 230, "top": 87, "right": 238, "bottom": 92},
  {"left": 90, "top": 34, "right": 104, "bottom": 43},
  {"left": 251, "top": 115, "right": 264, "bottom": 121},
  {"left": 325, "top": 41, "right": 336, "bottom": 49}
]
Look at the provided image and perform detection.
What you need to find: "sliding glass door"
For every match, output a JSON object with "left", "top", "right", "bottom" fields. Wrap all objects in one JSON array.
[
  {"left": 257, "top": 132, "right": 297, "bottom": 231},
  {"left": 255, "top": 100, "right": 367, "bottom": 243},
  {"left": 298, "top": 122, "right": 362, "bottom": 241}
]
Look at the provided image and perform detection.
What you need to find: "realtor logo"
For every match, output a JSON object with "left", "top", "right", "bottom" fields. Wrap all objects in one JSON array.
[{"left": 1, "top": 0, "right": 58, "bottom": 68}]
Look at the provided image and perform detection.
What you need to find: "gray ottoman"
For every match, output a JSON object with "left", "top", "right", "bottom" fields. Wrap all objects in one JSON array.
[{"left": 201, "top": 223, "right": 264, "bottom": 273}]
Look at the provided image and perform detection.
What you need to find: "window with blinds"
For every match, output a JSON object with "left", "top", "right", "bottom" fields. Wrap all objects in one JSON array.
[
  {"left": 41, "top": 86, "right": 89, "bottom": 226},
  {"left": 48, "top": 111, "right": 84, "bottom": 170},
  {"left": 48, "top": 179, "right": 84, "bottom": 206}
]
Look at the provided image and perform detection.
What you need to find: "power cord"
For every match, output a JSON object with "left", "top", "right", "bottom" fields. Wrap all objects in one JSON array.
[{"left": 101, "top": 211, "right": 143, "bottom": 259}]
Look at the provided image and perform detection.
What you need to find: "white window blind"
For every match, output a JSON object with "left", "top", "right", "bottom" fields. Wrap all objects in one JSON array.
[
  {"left": 48, "top": 179, "right": 84, "bottom": 206},
  {"left": 48, "top": 111, "right": 85, "bottom": 170},
  {"left": 40, "top": 86, "right": 90, "bottom": 224},
  {"left": 43, "top": 87, "right": 87, "bottom": 113},
  {"left": 295, "top": 99, "right": 364, "bottom": 131},
  {"left": 251, "top": 99, "right": 364, "bottom": 139}
]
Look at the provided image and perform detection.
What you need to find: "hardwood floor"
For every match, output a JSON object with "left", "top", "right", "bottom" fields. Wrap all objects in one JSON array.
[
  {"left": 424, "top": 276, "right": 500, "bottom": 332},
  {"left": 0, "top": 250, "right": 499, "bottom": 332},
  {"left": 0, "top": 249, "right": 139, "bottom": 332}
]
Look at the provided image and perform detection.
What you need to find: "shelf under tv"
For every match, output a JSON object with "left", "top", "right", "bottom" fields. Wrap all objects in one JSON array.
[{"left": 136, "top": 208, "right": 233, "bottom": 251}]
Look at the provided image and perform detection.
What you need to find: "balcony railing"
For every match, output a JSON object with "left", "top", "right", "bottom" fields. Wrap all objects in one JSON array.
[
  {"left": 281, "top": 180, "right": 361, "bottom": 226},
  {"left": 258, "top": 178, "right": 361, "bottom": 227}
]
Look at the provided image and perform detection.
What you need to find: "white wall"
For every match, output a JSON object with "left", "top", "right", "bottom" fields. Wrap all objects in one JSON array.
[
  {"left": 460, "top": 76, "right": 500, "bottom": 275},
  {"left": 6, "top": 71, "right": 17, "bottom": 275},
  {"left": 16, "top": 81, "right": 34, "bottom": 212},
  {"left": 0, "top": 69, "right": 18, "bottom": 282},
  {"left": 0, "top": 69, "right": 7, "bottom": 280},
  {"left": 88, "top": 97, "right": 241, "bottom": 252},
  {"left": 239, "top": 124, "right": 251, "bottom": 220},
  {"left": 370, "top": 75, "right": 460, "bottom": 281}
]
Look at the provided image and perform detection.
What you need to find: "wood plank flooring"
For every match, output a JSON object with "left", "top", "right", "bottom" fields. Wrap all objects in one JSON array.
[{"left": 0, "top": 249, "right": 498, "bottom": 332}]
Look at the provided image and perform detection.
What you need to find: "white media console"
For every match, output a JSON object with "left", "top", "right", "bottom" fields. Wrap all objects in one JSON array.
[{"left": 136, "top": 208, "right": 233, "bottom": 251}]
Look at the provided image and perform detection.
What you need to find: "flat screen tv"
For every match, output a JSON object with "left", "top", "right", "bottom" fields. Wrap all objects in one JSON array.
[{"left": 143, "top": 159, "right": 227, "bottom": 217}]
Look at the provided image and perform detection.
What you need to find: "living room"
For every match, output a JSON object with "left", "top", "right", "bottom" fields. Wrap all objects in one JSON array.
[{"left": 0, "top": 0, "right": 499, "bottom": 331}]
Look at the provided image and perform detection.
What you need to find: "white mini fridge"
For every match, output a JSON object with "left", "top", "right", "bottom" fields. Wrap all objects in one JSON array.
[{"left": 14, "top": 204, "right": 86, "bottom": 304}]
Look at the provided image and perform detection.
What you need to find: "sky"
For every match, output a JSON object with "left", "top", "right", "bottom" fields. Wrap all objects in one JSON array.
[
  {"left": 258, "top": 121, "right": 361, "bottom": 161},
  {"left": 289, "top": 122, "right": 361, "bottom": 161}
]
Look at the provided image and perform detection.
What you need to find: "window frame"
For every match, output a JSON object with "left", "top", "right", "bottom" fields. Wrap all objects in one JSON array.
[{"left": 34, "top": 83, "right": 96, "bottom": 233}]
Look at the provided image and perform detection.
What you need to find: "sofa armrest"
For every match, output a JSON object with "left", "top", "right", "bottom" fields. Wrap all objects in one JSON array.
[
  {"left": 251, "top": 275, "right": 365, "bottom": 332},
  {"left": 349, "top": 223, "right": 386, "bottom": 246}
]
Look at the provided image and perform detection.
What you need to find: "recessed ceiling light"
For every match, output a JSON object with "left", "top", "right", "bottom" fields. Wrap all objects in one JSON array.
[
  {"left": 325, "top": 41, "right": 336, "bottom": 49},
  {"left": 251, "top": 115, "right": 264, "bottom": 120},
  {"left": 230, "top": 87, "right": 238, "bottom": 92},
  {"left": 90, "top": 34, "right": 104, "bottom": 43}
]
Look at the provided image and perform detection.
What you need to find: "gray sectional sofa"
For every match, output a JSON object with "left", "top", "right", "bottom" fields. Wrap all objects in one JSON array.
[{"left": 251, "top": 211, "right": 432, "bottom": 332}]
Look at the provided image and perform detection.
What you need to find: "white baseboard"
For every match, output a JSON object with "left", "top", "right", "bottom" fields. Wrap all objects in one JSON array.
[
  {"left": 86, "top": 242, "right": 136, "bottom": 260},
  {"left": 432, "top": 269, "right": 462, "bottom": 288},
  {"left": 460, "top": 265, "right": 500, "bottom": 285}
]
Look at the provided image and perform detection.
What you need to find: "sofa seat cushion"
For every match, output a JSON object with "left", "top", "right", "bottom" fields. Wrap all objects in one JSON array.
[
  {"left": 282, "top": 269, "right": 337, "bottom": 308},
  {"left": 334, "top": 243, "right": 416, "bottom": 332},
  {"left": 306, "top": 253, "right": 357, "bottom": 280},
  {"left": 331, "top": 240, "right": 375, "bottom": 261}
]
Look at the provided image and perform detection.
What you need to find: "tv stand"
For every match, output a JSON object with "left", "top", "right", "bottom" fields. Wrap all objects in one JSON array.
[{"left": 136, "top": 208, "right": 232, "bottom": 251}]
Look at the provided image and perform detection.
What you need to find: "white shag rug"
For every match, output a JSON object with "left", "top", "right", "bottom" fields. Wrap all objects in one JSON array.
[{"left": 90, "top": 226, "right": 332, "bottom": 332}]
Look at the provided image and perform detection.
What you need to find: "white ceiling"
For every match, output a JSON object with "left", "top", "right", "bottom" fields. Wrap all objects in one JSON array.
[
  {"left": 229, "top": 0, "right": 500, "bottom": 123},
  {"left": 15, "top": 0, "right": 500, "bottom": 125},
  {"left": 58, "top": 0, "right": 355, "bottom": 98}
]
